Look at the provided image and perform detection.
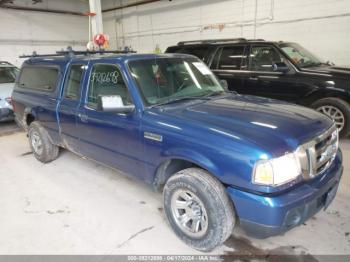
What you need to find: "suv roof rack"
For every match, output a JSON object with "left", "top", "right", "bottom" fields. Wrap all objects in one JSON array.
[
  {"left": 19, "top": 46, "right": 136, "bottom": 58},
  {"left": 177, "top": 38, "right": 266, "bottom": 45}
]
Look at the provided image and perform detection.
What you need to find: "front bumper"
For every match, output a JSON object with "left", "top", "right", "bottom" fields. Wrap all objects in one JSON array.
[
  {"left": 227, "top": 150, "right": 343, "bottom": 238},
  {"left": 0, "top": 107, "right": 14, "bottom": 122}
]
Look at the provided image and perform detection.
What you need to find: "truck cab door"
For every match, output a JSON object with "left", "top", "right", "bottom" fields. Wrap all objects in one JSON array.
[
  {"left": 76, "top": 62, "right": 144, "bottom": 178},
  {"left": 245, "top": 45, "right": 303, "bottom": 102},
  {"left": 210, "top": 45, "right": 248, "bottom": 94},
  {"left": 58, "top": 62, "right": 88, "bottom": 153}
]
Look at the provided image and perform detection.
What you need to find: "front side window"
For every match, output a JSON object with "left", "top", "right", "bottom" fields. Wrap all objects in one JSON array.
[
  {"left": 249, "top": 46, "right": 284, "bottom": 72},
  {"left": 87, "top": 64, "right": 131, "bottom": 107},
  {"left": 63, "top": 65, "right": 84, "bottom": 100},
  {"left": 19, "top": 67, "right": 58, "bottom": 91},
  {"left": 278, "top": 42, "right": 324, "bottom": 68},
  {"left": 128, "top": 58, "right": 224, "bottom": 106},
  {"left": 0, "top": 67, "right": 19, "bottom": 84},
  {"left": 218, "top": 46, "right": 245, "bottom": 70}
]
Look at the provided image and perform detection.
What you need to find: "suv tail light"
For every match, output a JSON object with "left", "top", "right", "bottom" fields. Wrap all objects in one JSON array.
[
  {"left": 5, "top": 97, "right": 12, "bottom": 105},
  {"left": 7, "top": 97, "right": 16, "bottom": 112}
]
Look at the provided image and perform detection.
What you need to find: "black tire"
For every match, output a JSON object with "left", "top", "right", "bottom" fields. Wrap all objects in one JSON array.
[
  {"left": 28, "top": 121, "right": 59, "bottom": 163},
  {"left": 311, "top": 98, "right": 350, "bottom": 138},
  {"left": 163, "top": 168, "right": 235, "bottom": 252}
]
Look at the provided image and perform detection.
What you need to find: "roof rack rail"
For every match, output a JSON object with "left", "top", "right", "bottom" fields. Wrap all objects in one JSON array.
[
  {"left": 19, "top": 51, "right": 64, "bottom": 58},
  {"left": 19, "top": 46, "right": 136, "bottom": 58},
  {"left": 177, "top": 38, "right": 247, "bottom": 45}
]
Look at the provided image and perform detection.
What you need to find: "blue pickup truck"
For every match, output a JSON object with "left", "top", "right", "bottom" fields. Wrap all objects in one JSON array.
[{"left": 12, "top": 51, "right": 343, "bottom": 251}]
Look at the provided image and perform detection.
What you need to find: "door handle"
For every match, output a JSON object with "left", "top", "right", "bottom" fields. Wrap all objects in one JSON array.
[
  {"left": 78, "top": 113, "right": 88, "bottom": 123},
  {"left": 249, "top": 77, "right": 259, "bottom": 81},
  {"left": 218, "top": 73, "right": 233, "bottom": 77}
]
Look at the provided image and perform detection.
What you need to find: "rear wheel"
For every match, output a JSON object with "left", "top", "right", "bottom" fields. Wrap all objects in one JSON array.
[
  {"left": 28, "top": 121, "right": 59, "bottom": 163},
  {"left": 163, "top": 168, "right": 235, "bottom": 252},
  {"left": 312, "top": 98, "right": 350, "bottom": 138}
]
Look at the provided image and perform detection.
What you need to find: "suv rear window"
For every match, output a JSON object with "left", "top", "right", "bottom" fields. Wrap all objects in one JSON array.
[
  {"left": 0, "top": 67, "right": 19, "bottom": 84},
  {"left": 19, "top": 67, "right": 58, "bottom": 91}
]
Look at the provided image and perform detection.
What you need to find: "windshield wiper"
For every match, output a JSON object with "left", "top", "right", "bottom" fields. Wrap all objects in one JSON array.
[
  {"left": 202, "top": 90, "right": 226, "bottom": 98},
  {"left": 149, "top": 90, "right": 233, "bottom": 108},
  {"left": 302, "top": 62, "right": 326, "bottom": 68},
  {"left": 149, "top": 96, "right": 209, "bottom": 108}
]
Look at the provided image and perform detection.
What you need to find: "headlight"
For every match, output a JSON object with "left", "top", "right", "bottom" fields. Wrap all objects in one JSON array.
[{"left": 253, "top": 153, "right": 301, "bottom": 186}]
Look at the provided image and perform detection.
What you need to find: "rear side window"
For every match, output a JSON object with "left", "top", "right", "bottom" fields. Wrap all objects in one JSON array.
[
  {"left": 167, "top": 46, "right": 209, "bottom": 61},
  {"left": 19, "top": 67, "right": 58, "bottom": 91},
  {"left": 218, "top": 46, "right": 245, "bottom": 70},
  {"left": 63, "top": 65, "right": 84, "bottom": 100}
]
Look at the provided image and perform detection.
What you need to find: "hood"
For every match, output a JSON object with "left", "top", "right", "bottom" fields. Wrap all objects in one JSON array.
[
  {"left": 0, "top": 83, "right": 15, "bottom": 98},
  {"left": 160, "top": 95, "right": 333, "bottom": 156},
  {"left": 301, "top": 65, "right": 350, "bottom": 77}
]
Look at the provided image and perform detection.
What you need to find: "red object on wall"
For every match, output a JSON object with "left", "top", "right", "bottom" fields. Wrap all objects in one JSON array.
[
  {"left": 93, "top": 34, "right": 106, "bottom": 46},
  {"left": 83, "top": 12, "right": 96, "bottom": 16}
]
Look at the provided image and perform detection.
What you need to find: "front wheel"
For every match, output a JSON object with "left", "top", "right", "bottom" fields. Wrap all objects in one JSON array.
[
  {"left": 163, "top": 168, "right": 235, "bottom": 252},
  {"left": 312, "top": 98, "right": 350, "bottom": 138}
]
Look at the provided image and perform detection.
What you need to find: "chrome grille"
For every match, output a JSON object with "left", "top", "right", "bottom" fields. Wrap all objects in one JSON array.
[{"left": 297, "top": 126, "right": 338, "bottom": 179}]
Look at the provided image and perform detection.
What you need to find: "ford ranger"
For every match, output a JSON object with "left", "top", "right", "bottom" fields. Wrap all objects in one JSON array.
[{"left": 12, "top": 51, "right": 343, "bottom": 251}]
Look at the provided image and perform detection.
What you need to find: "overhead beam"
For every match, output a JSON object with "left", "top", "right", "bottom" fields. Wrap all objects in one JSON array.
[
  {"left": 0, "top": 4, "right": 86, "bottom": 16},
  {"left": 102, "top": 0, "right": 162, "bottom": 12}
]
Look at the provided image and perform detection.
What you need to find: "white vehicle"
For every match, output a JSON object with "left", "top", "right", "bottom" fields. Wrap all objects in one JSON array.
[{"left": 0, "top": 61, "right": 19, "bottom": 122}]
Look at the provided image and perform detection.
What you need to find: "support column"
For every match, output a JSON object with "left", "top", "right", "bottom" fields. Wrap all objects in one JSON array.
[{"left": 89, "top": 0, "right": 103, "bottom": 36}]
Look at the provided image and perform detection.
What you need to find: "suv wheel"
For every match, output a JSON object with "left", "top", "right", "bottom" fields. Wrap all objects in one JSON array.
[
  {"left": 312, "top": 98, "right": 350, "bottom": 138},
  {"left": 28, "top": 121, "right": 59, "bottom": 163},
  {"left": 163, "top": 168, "right": 235, "bottom": 252}
]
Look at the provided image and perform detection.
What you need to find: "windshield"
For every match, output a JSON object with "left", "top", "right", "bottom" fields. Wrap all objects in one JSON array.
[
  {"left": 278, "top": 42, "right": 325, "bottom": 68},
  {"left": 0, "top": 67, "right": 19, "bottom": 84},
  {"left": 128, "top": 57, "right": 225, "bottom": 106}
]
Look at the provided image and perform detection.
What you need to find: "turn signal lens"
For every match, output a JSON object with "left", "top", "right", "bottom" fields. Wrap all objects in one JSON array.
[
  {"left": 253, "top": 153, "right": 301, "bottom": 186},
  {"left": 254, "top": 161, "right": 274, "bottom": 185}
]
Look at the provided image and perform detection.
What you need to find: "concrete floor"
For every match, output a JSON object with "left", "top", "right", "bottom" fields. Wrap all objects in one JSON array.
[
  {"left": 0, "top": 121, "right": 20, "bottom": 137},
  {"left": 0, "top": 122, "right": 349, "bottom": 257}
]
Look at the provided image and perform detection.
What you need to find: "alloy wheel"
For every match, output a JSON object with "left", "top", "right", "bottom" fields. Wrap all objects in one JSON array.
[
  {"left": 30, "top": 131, "right": 43, "bottom": 155},
  {"left": 317, "top": 105, "right": 345, "bottom": 131},
  {"left": 171, "top": 189, "right": 208, "bottom": 238}
]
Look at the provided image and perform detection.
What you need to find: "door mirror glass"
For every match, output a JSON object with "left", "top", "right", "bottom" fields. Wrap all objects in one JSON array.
[
  {"left": 272, "top": 62, "right": 289, "bottom": 73},
  {"left": 219, "top": 79, "right": 228, "bottom": 90},
  {"left": 98, "top": 95, "right": 135, "bottom": 113}
]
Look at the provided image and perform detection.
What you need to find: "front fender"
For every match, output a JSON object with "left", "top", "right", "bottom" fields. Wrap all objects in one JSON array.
[
  {"left": 302, "top": 84, "right": 350, "bottom": 105},
  {"left": 162, "top": 147, "right": 222, "bottom": 178}
]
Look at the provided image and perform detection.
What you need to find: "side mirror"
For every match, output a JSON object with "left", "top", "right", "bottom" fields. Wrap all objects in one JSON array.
[
  {"left": 219, "top": 79, "right": 229, "bottom": 90},
  {"left": 97, "top": 95, "right": 135, "bottom": 113},
  {"left": 272, "top": 62, "right": 289, "bottom": 73}
]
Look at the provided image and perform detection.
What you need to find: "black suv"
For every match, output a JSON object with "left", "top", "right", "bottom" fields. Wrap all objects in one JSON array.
[{"left": 166, "top": 39, "right": 350, "bottom": 138}]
